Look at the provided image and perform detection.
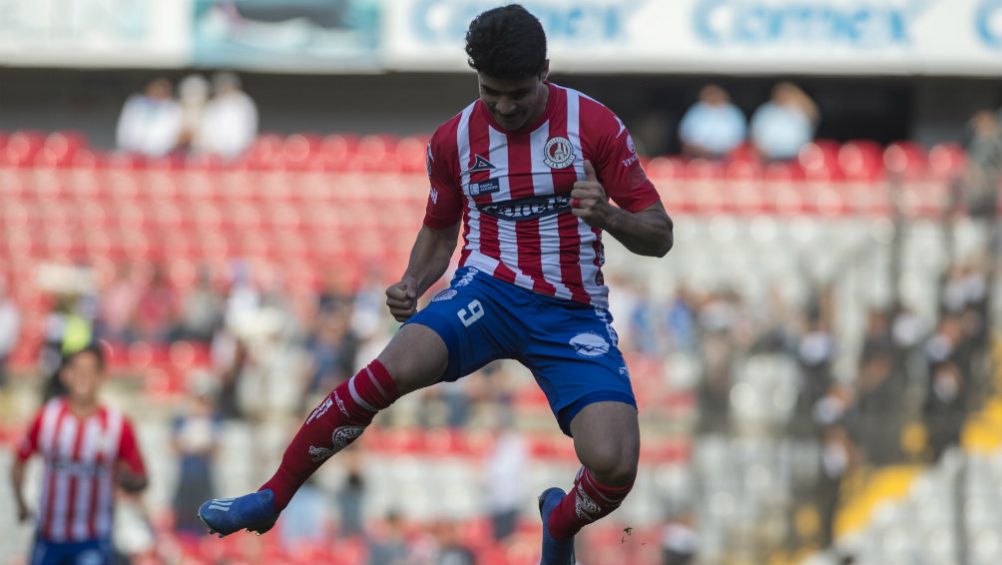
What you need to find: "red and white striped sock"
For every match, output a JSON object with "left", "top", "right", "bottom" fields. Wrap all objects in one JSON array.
[
  {"left": 547, "top": 467, "right": 634, "bottom": 540},
  {"left": 259, "top": 359, "right": 399, "bottom": 511}
]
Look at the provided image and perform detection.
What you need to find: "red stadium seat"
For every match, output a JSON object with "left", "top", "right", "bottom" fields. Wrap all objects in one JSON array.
[
  {"left": 4, "top": 130, "right": 45, "bottom": 167},
  {"left": 884, "top": 141, "right": 927, "bottom": 179},
  {"left": 928, "top": 143, "right": 967, "bottom": 180},
  {"left": 38, "top": 131, "right": 87, "bottom": 168},
  {"left": 839, "top": 140, "right": 884, "bottom": 181},
  {"left": 645, "top": 156, "right": 686, "bottom": 180},
  {"left": 798, "top": 140, "right": 841, "bottom": 179}
]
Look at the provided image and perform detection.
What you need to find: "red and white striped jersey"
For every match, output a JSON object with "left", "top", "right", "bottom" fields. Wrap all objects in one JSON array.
[
  {"left": 16, "top": 398, "right": 147, "bottom": 543},
  {"left": 423, "top": 82, "right": 661, "bottom": 309}
]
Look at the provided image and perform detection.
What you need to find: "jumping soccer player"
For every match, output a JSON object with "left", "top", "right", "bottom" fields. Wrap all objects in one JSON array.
[
  {"left": 198, "top": 5, "right": 672, "bottom": 564},
  {"left": 12, "top": 344, "right": 148, "bottom": 565}
]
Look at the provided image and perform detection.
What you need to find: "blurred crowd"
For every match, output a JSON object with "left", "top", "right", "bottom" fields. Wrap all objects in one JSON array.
[
  {"left": 678, "top": 82, "right": 819, "bottom": 162},
  {"left": 117, "top": 74, "right": 258, "bottom": 160}
]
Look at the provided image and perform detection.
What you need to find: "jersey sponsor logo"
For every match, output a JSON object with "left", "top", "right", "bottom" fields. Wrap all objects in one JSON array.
[
  {"left": 50, "top": 460, "right": 102, "bottom": 476},
  {"left": 429, "top": 187, "right": 439, "bottom": 204},
  {"left": 569, "top": 332, "right": 610, "bottom": 357},
  {"left": 478, "top": 194, "right": 571, "bottom": 221},
  {"left": 626, "top": 133, "right": 636, "bottom": 155},
  {"left": 432, "top": 289, "right": 458, "bottom": 302},
  {"left": 469, "top": 178, "right": 501, "bottom": 196},
  {"left": 543, "top": 136, "right": 575, "bottom": 169},
  {"left": 468, "top": 154, "right": 496, "bottom": 173}
]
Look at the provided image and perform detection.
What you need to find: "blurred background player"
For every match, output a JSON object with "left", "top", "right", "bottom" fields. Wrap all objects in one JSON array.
[
  {"left": 197, "top": 5, "right": 673, "bottom": 565},
  {"left": 10, "top": 344, "right": 148, "bottom": 565}
]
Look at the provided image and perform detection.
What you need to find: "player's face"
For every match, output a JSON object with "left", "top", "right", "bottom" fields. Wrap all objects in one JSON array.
[
  {"left": 61, "top": 351, "right": 104, "bottom": 405},
  {"left": 478, "top": 69, "right": 549, "bottom": 132}
]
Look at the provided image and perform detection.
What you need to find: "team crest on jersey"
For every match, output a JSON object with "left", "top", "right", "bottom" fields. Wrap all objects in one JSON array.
[
  {"left": 469, "top": 154, "right": 496, "bottom": 173},
  {"left": 543, "top": 136, "right": 574, "bottom": 169}
]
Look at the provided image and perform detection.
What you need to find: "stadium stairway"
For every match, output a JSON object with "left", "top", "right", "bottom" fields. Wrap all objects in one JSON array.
[{"left": 782, "top": 335, "right": 1002, "bottom": 565}]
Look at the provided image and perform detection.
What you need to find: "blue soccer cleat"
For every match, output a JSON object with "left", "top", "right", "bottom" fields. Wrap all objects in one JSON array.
[
  {"left": 197, "top": 489, "right": 279, "bottom": 538},
  {"left": 538, "top": 487, "right": 576, "bottom": 565}
]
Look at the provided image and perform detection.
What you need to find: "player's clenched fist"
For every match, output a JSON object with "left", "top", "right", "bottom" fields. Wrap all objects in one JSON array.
[
  {"left": 385, "top": 279, "right": 419, "bottom": 322},
  {"left": 570, "top": 160, "right": 613, "bottom": 228}
]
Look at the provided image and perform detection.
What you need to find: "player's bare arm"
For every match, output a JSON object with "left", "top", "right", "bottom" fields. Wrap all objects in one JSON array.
[
  {"left": 571, "top": 160, "right": 673, "bottom": 257},
  {"left": 385, "top": 221, "right": 461, "bottom": 322},
  {"left": 11, "top": 457, "right": 31, "bottom": 523},
  {"left": 116, "top": 462, "right": 149, "bottom": 493}
]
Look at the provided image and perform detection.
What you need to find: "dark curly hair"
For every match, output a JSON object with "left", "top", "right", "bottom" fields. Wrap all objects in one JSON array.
[{"left": 465, "top": 4, "right": 547, "bottom": 80}]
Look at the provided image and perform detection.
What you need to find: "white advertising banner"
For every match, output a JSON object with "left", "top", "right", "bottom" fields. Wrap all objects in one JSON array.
[
  {"left": 0, "top": 0, "right": 190, "bottom": 67},
  {"left": 384, "top": 0, "right": 1002, "bottom": 75}
]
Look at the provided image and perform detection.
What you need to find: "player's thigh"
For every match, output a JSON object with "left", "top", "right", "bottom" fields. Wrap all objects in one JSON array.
[
  {"left": 569, "top": 400, "right": 640, "bottom": 484},
  {"left": 391, "top": 268, "right": 522, "bottom": 392},
  {"left": 377, "top": 323, "right": 450, "bottom": 395},
  {"left": 522, "top": 303, "right": 636, "bottom": 436}
]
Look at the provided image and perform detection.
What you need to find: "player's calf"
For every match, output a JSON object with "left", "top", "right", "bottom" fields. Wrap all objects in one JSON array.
[{"left": 258, "top": 359, "right": 400, "bottom": 512}]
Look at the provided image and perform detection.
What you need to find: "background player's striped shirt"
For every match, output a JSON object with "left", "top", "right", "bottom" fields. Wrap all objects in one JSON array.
[
  {"left": 16, "top": 398, "right": 147, "bottom": 543},
  {"left": 423, "top": 82, "right": 661, "bottom": 309}
]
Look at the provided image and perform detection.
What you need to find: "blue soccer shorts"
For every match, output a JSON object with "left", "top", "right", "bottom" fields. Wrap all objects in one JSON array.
[
  {"left": 31, "top": 536, "right": 112, "bottom": 565},
  {"left": 405, "top": 267, "right": 636, "bottom": 436}
]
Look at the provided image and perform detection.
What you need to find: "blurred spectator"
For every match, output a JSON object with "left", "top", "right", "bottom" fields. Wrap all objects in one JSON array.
[
  {"left": 170, "top": 375, "right": 220, "bottom": 537},
  {"left": 484, "top": 410, "right": 527, "bottom": 542},
  {"left": 116, "top": 77, "right": 182, "bottom": 157},
  {"left": 853, "top": 309, "right": 901, "bottom": 465},
  {"left": 41, "top": 295, "right": 94, "bottom": 400},
  {"left": 665, "top": 285, "right": 698, "bottom": 353},
  {"left": 924, "top": 359, "right": 966, "bottom": 461},
  {"left": 302, "top": 311, "right": 357, "bottom": 406},
  {"left": 213, "top": 331, "right": 248, "bottom": 420},
  {"left": 750, "top": 82, "right": 819, "bottom": 161},
  {"left": 198, "top": 72, "right": 258, "bottom": 160},
  {"left": 367, "top": 512, "right": 409, "bottom": 565},
  {"left": 98, "top": 262, "right": 141, "bottom": 343},
  {"left": 178, "top": 268, "right": 224, "bottom": 343},
  {"left": 679, "top": 84, "right": 746, "bottom": 159},
  {"left": 793, "top": 300, "right": 837, "bottom": 436},
  {"left": 177, "top": 74, "right": 211, "bottom": 153},
  {"left": 337, "top": 448, "right": 367, "bottom": 537},
  {"left": 964, "top": 109, "right": 1002, "bottom": 217},
  {"left": 0, "top": 277, "right": 20, "bottom": 386},
  {"left": 135, "top": 265, "right": 179, "bottom": 342},
  {"left": 661, "top": 513, "right": 698, "bottom": 565},
  {"left": 434, "top": 521, "right": 476, "bottom": 565},
  {"left": 815, "top": 424, "right": 855, "bottom": 548}
]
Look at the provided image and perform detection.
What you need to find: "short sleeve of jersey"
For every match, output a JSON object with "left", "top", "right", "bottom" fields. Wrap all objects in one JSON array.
[
  {"left": 15, "top": 409, "right": 43, "bottom": 461},
  {"left": 117, "top": 418, "right": 147, "bottom": 477},
  {"left": 584, "top": 102, "right": 661, "bottom": 213},
  {"left": 423, "top": 127, "right": 464, "bottom": 230}
]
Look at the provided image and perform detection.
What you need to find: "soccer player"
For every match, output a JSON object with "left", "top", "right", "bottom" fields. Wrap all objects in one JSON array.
[
  {"left": 198, "top": 5, "right": 673, "bottom": 564},
  {"left": 11, "top": 344, "right": 148, "bottom": 565}
]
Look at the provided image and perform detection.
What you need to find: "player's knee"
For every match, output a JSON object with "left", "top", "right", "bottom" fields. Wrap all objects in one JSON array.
[{"left": 583, "top": 442, "right": 639, "bottom": 487}]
